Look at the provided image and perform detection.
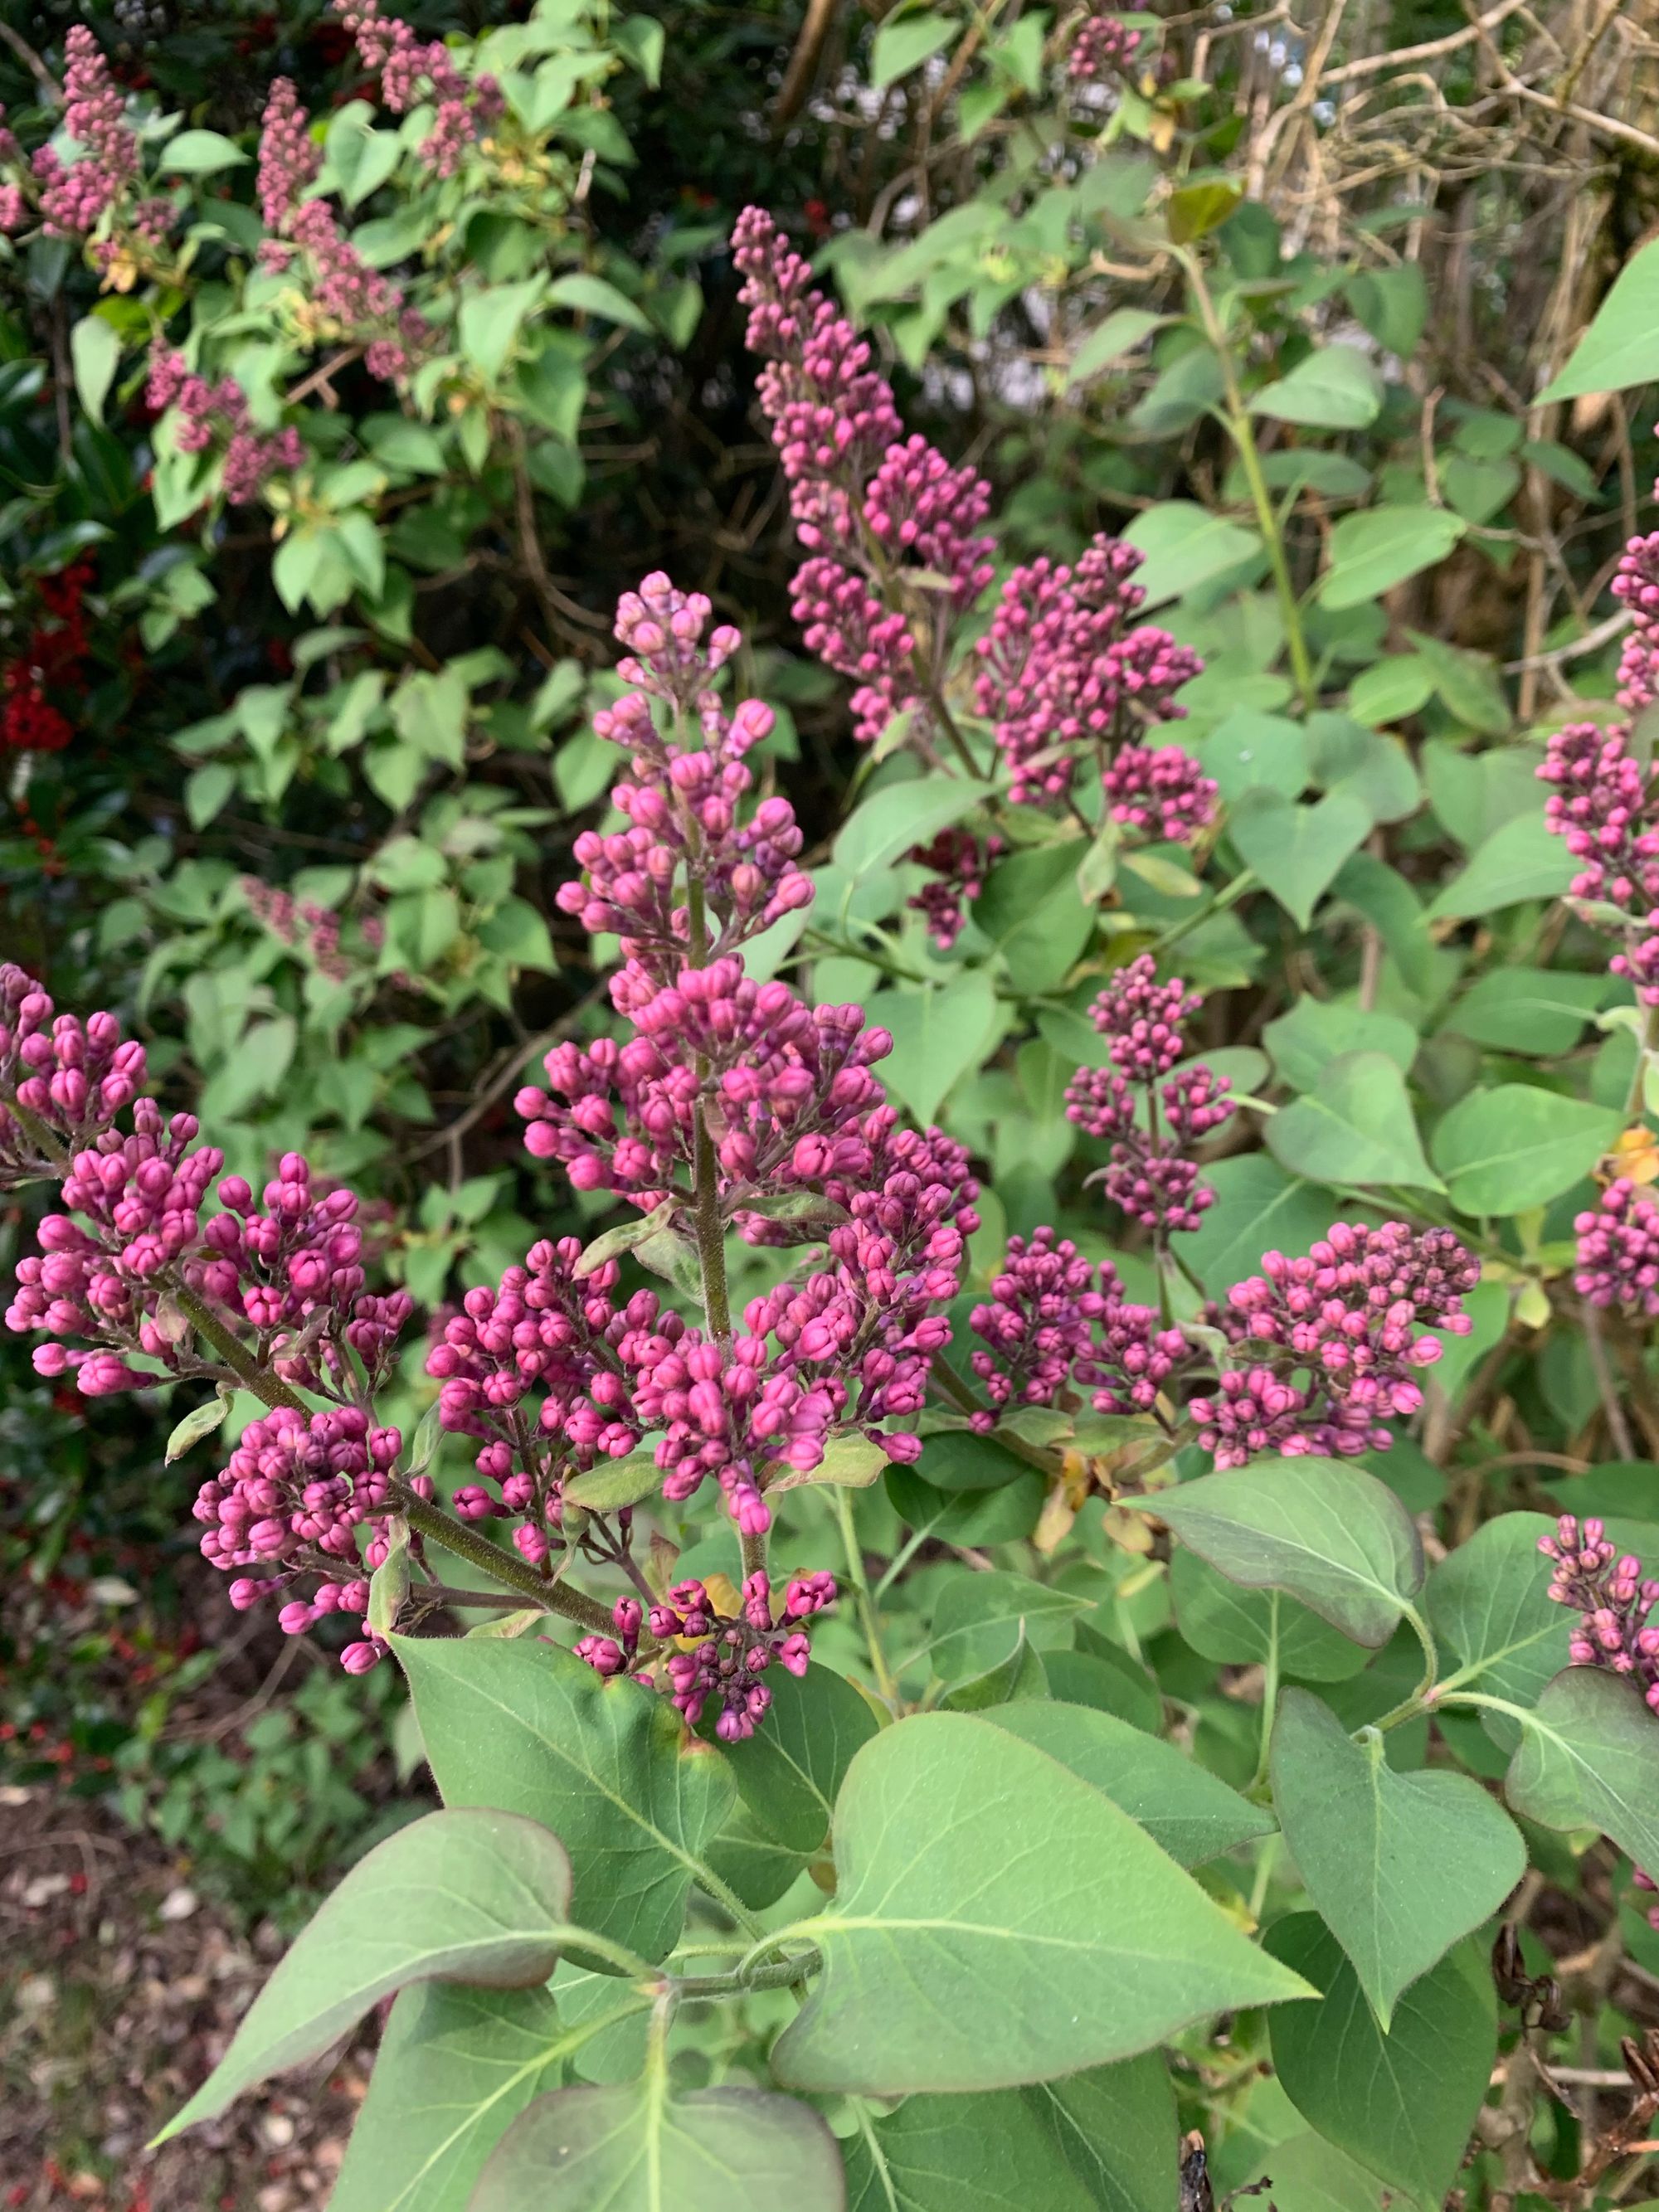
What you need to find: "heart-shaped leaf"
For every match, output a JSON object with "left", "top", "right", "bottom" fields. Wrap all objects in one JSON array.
[
  {"left": 1502, "top": 1665, "right": 1659, "bottom": 1873},
  {"left": 1266, "top": 1049, "right": 1442, "bottom": 1191},
  {"left": 1156, "top": 1459, "right": 1424, "bottom": 1648},
  {"left": 1229, "top": 786, "right": 1372, "bottom": 927},
  {"left": 713, "top": 1660, "right": 878, "bottom": 1855},
  {"left": 1424, "top": 1514, "right": 1574, "bottom": 1716},
  {"left": 1270, "top": 1689, "right": 1525, "bottom": 2026},
  {"left": 156, "top": 1809, "right": 573, "bottom": 2141},
  {"left": 770, "top": 1714, "right": 1312, "bottom": 2094}
]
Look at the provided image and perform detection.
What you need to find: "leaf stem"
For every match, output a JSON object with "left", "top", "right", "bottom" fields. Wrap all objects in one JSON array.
[{"left": 835, "top": 1485, "right": 902, "bottom": 1709}]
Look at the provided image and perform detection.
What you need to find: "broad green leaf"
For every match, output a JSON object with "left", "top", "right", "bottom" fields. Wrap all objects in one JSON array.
[
  {"left": 1045, "top": 1641, "right": 1164, "bottom": 1733},
  {"left": 1235, "top": 2132, "right": 1412, "bottom": 2211},
  {"left": 1306, "top": 712, "right": 1421, "bottom": 824},
  {"left": 771, "top": 1714, "right": 1312, "bottom": 2093},
  {"left": 1192, "top": 707, "right": 1308, "bottom": 802},
  {"left": 1262, "top": 999, "right": 1418, "bottom": 1094},
  {"left": 1122, "top": 500, "right": 1262, "bottom": 607},
  {"left": 872, "top": 9, "right": 957, "bottom": 86},
  {"left": 975, "top": 838, "right": 1096, "bottom": 992},
  {"left": 1318, "top": 507, "right": 1466, "bottom": 611},
  {"left": 714, "top": 1662, "right": 878, "bottom": 1854},
  {"left": 459, "top": 280, "right": 544, "bottom": 383},
  {"left": 1442, "top": 452, "right": 1520, "bottom": 527},
  {"left": 886, "top": 1461, "right": 1045, "bottom": 1544},
  {"left": 942, "top": 1622, "right": 1050, "bottom": 1709},
  {"left": 1229, "top": 786, "right": 1371, "bottom": 927},
  {"left": 1265, "top": 1050, "right": 1441, "bottom": 1191},
  {"left": 561, "top": 1446, "right": 664, "bottom": 1514},
  {"left": 705, "top": 1799, "right": 814, "bottom": 1911},
  {"left": 157, "top": 1810, "right": 572, "bottom": 2139},
  {"left": 1503, "top": 1665, "right": 1659, "bottom": 1873},
  {"left": 915, "top": 1427, "right": 1030, "bottom": 1492},
  {"left": 329, "top": 1981, "right": 641, "bottom": 2212},
  {"left": 71, "top": 315, "right": 120, "bottom": 425},
  {"left": 391, "top": 1634, "right": 733, "bottom": 1962},
  {"left": 771, "top": 1430, "right": 889, "bottom": 1495},
  {"left": 1429, "top": 1086, "right": 1618, "bottom": 1215},
  {"left": 867, "top": 971, "right": 1000, "bottom": 1127},
  {"left": 1346, "top": 265, "right": 1427, "bottom": 358},
  {"left": 1270, "top": 1690, "right": 1524, "bottom": 2027},
  {"left": 1440, "top": 966, "right": 1606, "bottom": 1054},
  {"left": 1168, "top": 179, "right": 1243, "bottom": 243},
  {"left": 843, "top": 2055, "right": 1176, "bottom": 2211},
  {"left": 834, "top": 772, "right": 979, "bottom": 879},
  {"left": 1425, "top": 812, "right": 1573, "bottom": 920},
  {"left": 547, "top": 271, "right": 653, "bottom": 333},
  {"left": 159, "top": 127, "right": 249, "bottom": 172},
  {"left": 1424, "top": 1513, "right": 1573, "bottom": 1715},
  {"left": 471, "top": 2080, "right": 844, "bottom": 2211},
  {"left": 1253, "top": 348, "right": 1382, "bottom": 430},
  {"left": 1067, "top": 309, "right": 1172, "bottom": 386},
  {"left": 1348, "top": 654, "right": 1434, "bottom": 727},
  {"left": 928, "top": 1569, "right": 1090, "bottom": 1680},
  {"left": 1168, "top": 1549, "right": 1371, "bottom": 1684},
  {"left": 1182, "top": 1155, "right": 1341, "bottom": 1300},
  {"left": 1266, "top": 1918, "right": 1496, "bottom": 2203},
  {"left": 1157, "top": 1460, "right": 1424, "bottom": 1648},
  {"left": 1540, "top": 236, "right": 1659, "bottom": 400},
  {"left": 985, "top": 1699, "right": 1274, "bottom": 1867}
]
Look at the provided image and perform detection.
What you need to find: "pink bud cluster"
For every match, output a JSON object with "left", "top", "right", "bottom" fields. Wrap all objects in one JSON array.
[
  {"left": 1613, "top": 526, "right": 1659, "bottom": 715},
  {"left": 1540, "top": 1514, "right": 1659, "bottom": 1709},
  {"left": 1538, "top": 721, "right": 1659, "bottom": 909},
  {"left": 336, "top": 0, "right": 505, "bottom": 178},
  {"left": 1190, "top": 1223, "right": 1477, "bottom": 1466},
  {"left": 644, "top": 1571, "right": 835, "bottom": 1740},
  {"left": 1064, "top": 957, "right": 1233, "bottom": 1239},
  {"left": 969, "top": 1228, "right": 1103, "bottom": 1428},
  {"left": 1077, "top": 1271, "right": 1190, "bottom": 1416},
  {"left": 907, "top": 827, "right": 1005, "bottom": 950},
  {"left": 0, "top": 965, "right": 148, "bottom": 1188},
  {"left": 197, "top": 1405, "right": 405, "bottom": 1672},
  {"left": 732, "top": 207, "right": 994, "bottom": 749},
  {"left": 32, "top": 26, "right": 138, "bottom": 236},
  {"left": 1069, "top": 10, "right": 1141, "bottom": 82},
  {"left": 241, "top": 878, "right": 360, "bottom": 984},
  {"left": 1574, "top": 1179, "right": 1659, "bottom": 1318},
  {"left": 255, "top": 78, "right": 322, "bottom": 231},
  {"left": 975, "top": 537, "right": 1208, "bottom": 818},
  {"left": 146, "top": 351, "right": 302, "bottom": 507}
]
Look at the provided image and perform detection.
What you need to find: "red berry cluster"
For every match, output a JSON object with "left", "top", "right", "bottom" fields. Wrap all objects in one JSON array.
[{"left": 1, "top": 559, "right": 95, "bottom": 758}]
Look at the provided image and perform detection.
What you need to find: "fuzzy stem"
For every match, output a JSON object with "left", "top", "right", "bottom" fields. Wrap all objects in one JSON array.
[
  {"left": 835, "top": 1484, "right": 901, "bottom": 1709},
  {"left": 387, "top": 1479, "right": 614, "bottom": 1630}
]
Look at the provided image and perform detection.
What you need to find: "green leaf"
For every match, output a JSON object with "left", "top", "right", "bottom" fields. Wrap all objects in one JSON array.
[
  {"left": 164, "top": 1393, "right": 230, "bottom": 1464},
  {"left": 1234, "top": 2132, "right": 1415, "bottom": 2211},
  {"left": 1262, "top": 999, "right": 1418, "bottom": 1094},
  {"left": 834, "top": 772, "right": 979, "bottom": 880},
  {"left": 1441, "top": 966, "right": 1606, "bottom": 1054},
  {"left": 1157, "top": 1459, "right": 1424, "bottom": 1649},
  {"left": 1192, "top": 707, "right": 1308, "bottom": 802},
  {"left": 1424, "top": 1513, "right": 1573, "bottom": 1715},
  {"left": 975, "top": 839, "right": 1096, "bottom": 992},
  {"left": 872, "top": 9, "right": 957, "bottom": 85},
  {"left": 1168, "top": 179, "right": 1243, "bottom": 243},
  {"left": 1270, "top": 1689, "right": 1524, "bottom": 2028},
  {"left": 459, "top": 280, "right": 544, "bottom": 383},
  {"left": 770, "top": 1430, "right": 890, "bottom": 1496},
  {"left": 1430, "top": 1085, "right": 1618, "bottom": 1215},
  {"left": 1253, "top": 348, "right": 1383, "bottom": 430},
  {"left": 1443, "top": 452, "right": 1520, "bottom": 527},
  {"left": 1540, "top": 236, "right": 1659, "bottom": 400},
  {"left": 1424, "top": 810, "right": 1573, "bottom": 920},
  {"left": 158, "top": 127, "right": 249, "bottom": 173},
  {"left": 561, "top": 1446, "right": 664, "bottom": 1514},
  {"left": 155, "top": 1811, "right": 572, "bottom": 2141},
  {"left": 1121, "top": 500, "right": 1262, "bottom": 608},
  {"left": 1348, "top": 654, "right": 1435, "bottom": 727},
  {"left": 888, "top": 1461, "right": 1044, "bottom": 1544},
  {"left": 929, "top": 1569, "right": 1091, "bottom": 1682},
  {"left": 1318, "top": 507, "right": 1466, "bottom": 611},
  {"left": 843, "top": 2056, "right": 1177, "bottom": 2212},
  {"left": 1306, "top": 713, "right": 1422, "bottom": 824},
  {"left": 547, "top": 271, "right": 653, "bottom": 334},
  {"left": 185, "top": 761, "right": 237, "bottom": 830},
  {"left": 942, "top": 1623, "right": 1049, "bottom": 1709},
  {"left": 1265, "top": 1917, "right": 1497, "bottom": 2203},
  {"left": 1168, "top": 1549, "right": 1371, "bottom": 1685},
  {"left": 1181, "top": 1155, "right": 1341, "bottom": 1300},
  {"left": 1405, "top": 629, "right": 1511, "bottom": 734},
  {"left": 1067, "top": 309, "right": 1172, "bottom": 386},
  {"left": 391, "top": 1634, "right": 733, "bottom": 1962},
  {"left": 985, "top": 1700, "right": 1274, "bottom": 1868},
  {"left": 1346, "top": 265, "right": 1428, "bottom": 358},
  {"left": 472, "top": 2080, "right": 844, "bottom": 2211},
  {"left": 771, "top": 1714, "right": 1311, "bottom": 2093},
  {"left": 71, "top": 315, "right": 120, "bottom": 425},
  {"left": 714, "top": 1662, "right": 878, "bottom": 1854},
  {"left": 867, "top": 971, "right": 1000, "bottom": 1128},
  {"left": 328, "top": 1982, "right": 611, "bottom": 2212},
  {"left": 614, "top": 13, "right": 665, "bottom": 85},
  {"left": 1265, "top": 1049, "right": 1442, "bottom": 1191},
  {"left": 1228, "top": 786, "right": 1372, "bottom": 928},
  {"left": 1503, "top": 1665, "right": 1659, "bottom": 1874}
]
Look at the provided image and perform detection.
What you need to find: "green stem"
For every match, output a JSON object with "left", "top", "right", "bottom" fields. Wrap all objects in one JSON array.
[
  {"left": 1248, "top": 1593, "right": 1282, "bottom": 1796},
  {"left": 388, "top": 1480, "right": 615, "bottom": 1630},
  {"left": 1371, "top": 1602, "right": 1439, "bottom": 1732},
  {"left": 171, "top": 1286, "right": 308, "bottom": 1412},
  {"left": 691, "top": 1857, "right": 766, "bottom": 1938},
  {"left": 671, "top": 1951, "right": 820, "bottom": 1999},
  {"left": 1151, "top": 866, "right": 1257, "bottom": 955},
  {"left": 835, "top": 1484, "right": 901, "bottom": 1709},
  {"left": 1182, "top": 250, "right": 1316, "bottom": 712},
  {"left": 558, "top": 1927, "right": 658, "bottom": 1981}
]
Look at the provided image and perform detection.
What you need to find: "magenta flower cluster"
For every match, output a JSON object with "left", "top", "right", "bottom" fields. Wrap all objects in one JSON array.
[
  {"left": 975, "top": 540, "right": 1208, "bottom": 821},
  {"left": 337, "top": 0, "right": 504, "bottom": 178},
  {"left": 1191, "top": 1223, "right": 1477, "bottom": 1466},
  {"left": 33, "top": 26, "right": 138, "bottom": 236},
  {"left": 1613, "top": 526, "right": 1659, "bottom": 716},
  {"left": 1068, "top": 8, "right": 1141, "bottom": 82},
  {"left": 907, "top": 828, "right": 1005, "bottom": 950},
  {"left": 1064, "top": 955, "right": 1233, "bottom": 1238},
  {"left": 0, "top": 964, "right": 148, "bottom": 1188},
  {"left": 1573, "top": 1179, "right": 1659, "bottom": 1318},
  {"left": 581, "top": 1570, "right": 834, "bottom": 1741},
  {"left": 147, "top": 350, "right": 303, "bottom": 506}
]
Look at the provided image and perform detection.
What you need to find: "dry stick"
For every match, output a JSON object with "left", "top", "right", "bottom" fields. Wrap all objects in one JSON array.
[
  {"left": 1580, "top": 1298, "right": 1636, "bottom": 1462},
  {"left": 1318, "top": 0, "right": 1530, "bottom": 81},
  {"left": 772, "top": 0, "right": 840, "bottom": 129}
]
